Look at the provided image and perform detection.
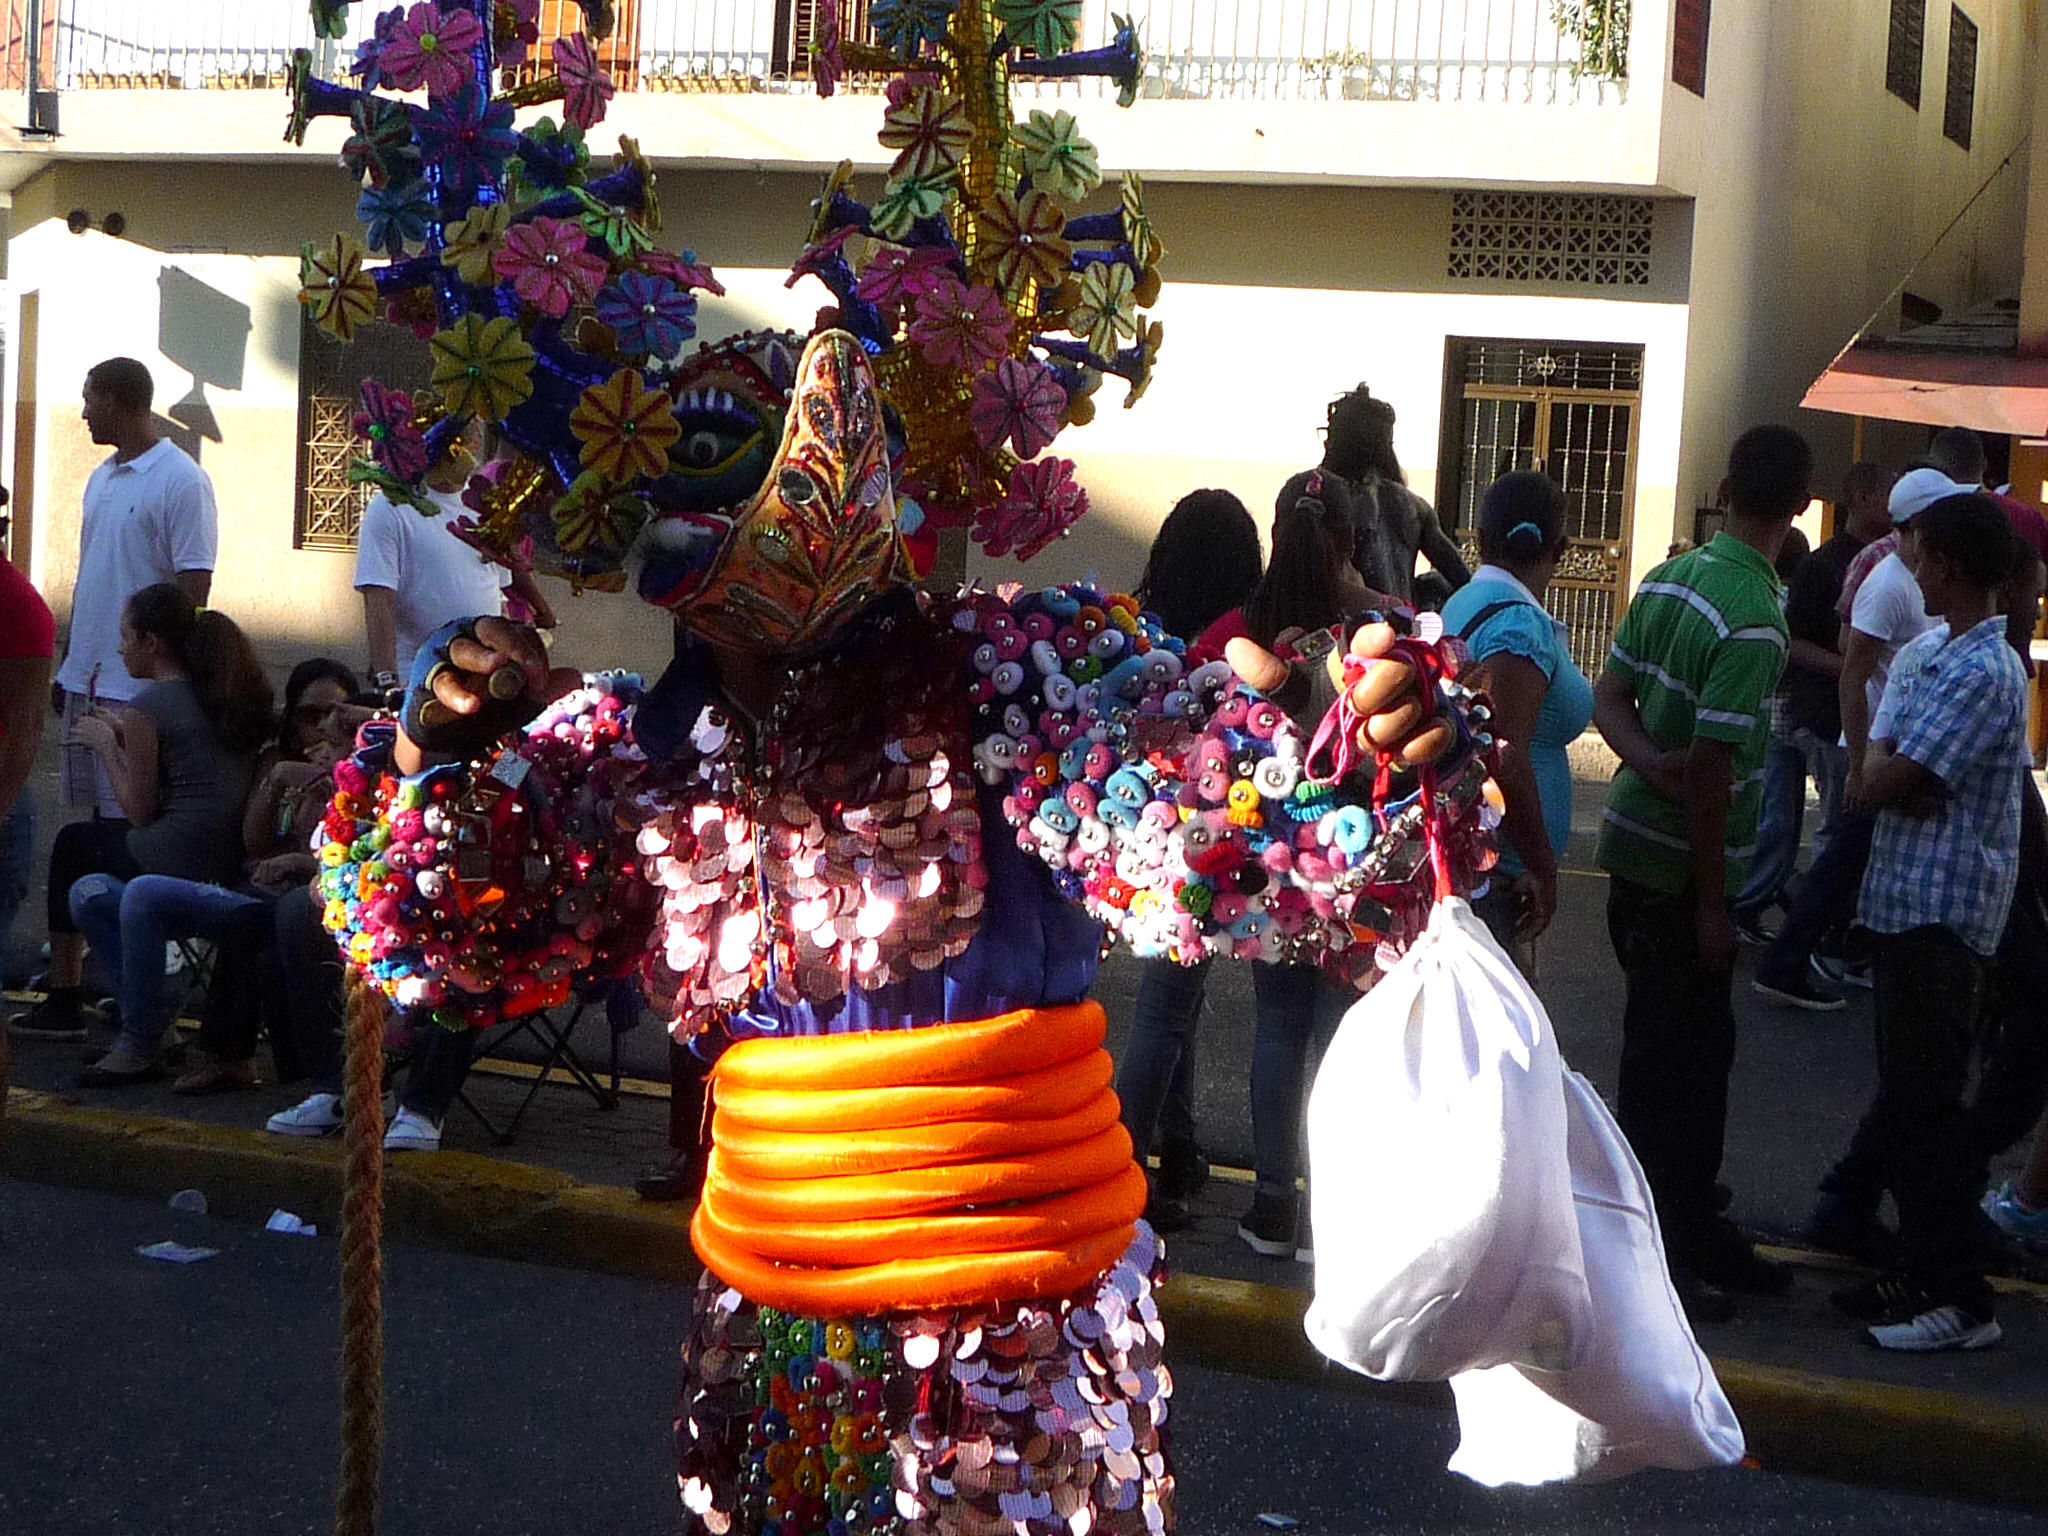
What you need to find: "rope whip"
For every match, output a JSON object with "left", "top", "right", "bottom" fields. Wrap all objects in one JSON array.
[{"left": 336, "top": 966, "right": 387, "bottom": 1536}]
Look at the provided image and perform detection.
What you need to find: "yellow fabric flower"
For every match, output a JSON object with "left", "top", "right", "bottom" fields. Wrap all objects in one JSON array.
[
  {"left": 570, "top": 367, "right": 681, "bottom": 482},
  {"left": 428, "top": 313, "right": 537, "bottom": 421},
  {"left": 300, "top": 233, "right": 378, "bottom": 343},
  {"left": 976, "top": 190, "right": 1071, "bottom": 296},
  {"left": 1068, "top": 262, "right": 1138, "bottom": 359},
  {"left": 440, "top": 202, "right": 512, "bottom": 287}
]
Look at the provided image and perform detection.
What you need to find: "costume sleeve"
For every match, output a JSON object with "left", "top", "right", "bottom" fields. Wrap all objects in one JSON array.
[
  {"left": 164, "top": 463, "right": 218, "bottom": 574},
  {"left": 962, "top": 584, "right": 1495, "bottom": 990},
  {"left": 317, "top": 675, "right": 660, "bottom": 1024}
]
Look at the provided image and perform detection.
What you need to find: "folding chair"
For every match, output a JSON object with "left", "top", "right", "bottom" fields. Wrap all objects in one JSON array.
[{"left": 455, "top": 978, "right": 639, "bottom": 1145}]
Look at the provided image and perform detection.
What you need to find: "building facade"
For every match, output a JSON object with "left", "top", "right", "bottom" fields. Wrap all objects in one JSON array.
[{"left": 0, "top": 0, "right": 2033, "bottom": 681}]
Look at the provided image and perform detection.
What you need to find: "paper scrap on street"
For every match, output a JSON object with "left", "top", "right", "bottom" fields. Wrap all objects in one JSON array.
[{"left": 136, "top": 1241, "right": 219, "bottom": 1264}]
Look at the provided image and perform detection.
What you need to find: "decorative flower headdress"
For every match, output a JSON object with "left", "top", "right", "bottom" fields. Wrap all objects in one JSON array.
[{"left": 287, "top": 0, "right": 1163, "bottom": 649}]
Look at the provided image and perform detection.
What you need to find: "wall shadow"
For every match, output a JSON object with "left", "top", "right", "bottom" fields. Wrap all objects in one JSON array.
[{"left": 157, "top": 264, "right": 251, "bottom": 446}]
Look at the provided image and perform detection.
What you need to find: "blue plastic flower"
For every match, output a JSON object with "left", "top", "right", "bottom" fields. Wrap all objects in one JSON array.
[
  {"left": 356, "top": 180, "right": 435, "bottom": 256},
  {"left": 413, "top": 80, "right": 519, "bottom": 203},
  {"left": 868, "top": 0, "right": 958, "bottom": 56},
  {"left": 594, "top": 270, "right": 698, "bottom": 360}
]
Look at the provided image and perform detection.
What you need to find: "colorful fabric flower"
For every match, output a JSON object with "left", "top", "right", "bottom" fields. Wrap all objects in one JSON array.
[
  {"left": 301, "top": 234, "right": 379, "bottom": 343},
  {"left": 492, "top": 215, "right": 608, "bottom": 318},
  {"left": 852, "top": 242, "right": 957, "bottom": 317},
  {"left": 1069, "top": 261, "right": 1138, "bottom": 358},
  {"left": 975, "top": 456, "right": 1088, "bottom": 560},
  {"left": 552, "top": 32, "right": 615, "bottom": 131},
  {"left": 1122, "top": 171, "right": 1163, "bottom": 271},
  {"left": 970, "top": 357, "right": 1067, "bottom": 458},
  {"left": 871, "top": 175, "right": 951, "bottom": 240},
  {"left": 551, "top": 471, "right": 648, "bottom": 554},
  {"left": 340, "top": 98, "right": 419, "bottom": 189},
  {"left": 1106, "top": 13, "right": 1145, "bottom": 107},
  {"left": 868, "top": 0, "right": 956, "bottom": 57},
  {"left": 885, "top": 71, "right": 943, "bottom": 107},
  {"left": 439, "top": 201, "right": 511, "bottom": 286},
  {"left": 596, "top": 270, "right": 698, "bottom": 359},
  {"left": 909, "top": 278, "right": 1013, "bottom": 372},
  {"left": 879, "top": 87, "right": 973, "bottom": 183},
  {"left": 510, "top": 116, "right": 589, "bottom": 200},
  {"left": 353, "top": 381, "right": 431, "bottom": 481},
  {"left": 350, "top": 5, "right": 404, "bottom": 90},
  {"left": 428, "top": 313, "right": 537, "bottom": 420},
  {"left": 493, "top": 0, "right": 542, "bottom": 66},
  {"left": 643, "top": 247, "right": 727, "bottom": 297},
  {"left": 993, "top": 0, "right": 1081, "bottom": 58},
  {"left": 375, "top": 2, "right": 484, "bottom": 97},
  {"left": 812, "top": 0, "right": 844, "bottom": 97},
  {"left": 1013, "top": 109, "right": 1101, "bottom": 202},
  {"left": 413, "top": 80, "right": 519, "bottom": 202},
  {"left": 312, "top": 0, "right": 352, "bottom": 40},
  {"left": 1120, "top": 318, "right": 1164, "bottom": 406},
  {"left": 789, "top": 227, "right": 860, "bottom": 289},
  {"left": 356, "top": 181, "right": 435, "bottom": 257},
  {"left": 570, "top": 368, "right": 682, "bottom": 482},
  {"left": 977, "top": 190, "right": 1071, "bottom": 294},
  {"left": 574, "top": 188, "right": 653, "bottom": 258},
  {"left": 384, "top": 285, "right": 442, "bottom": 340}
]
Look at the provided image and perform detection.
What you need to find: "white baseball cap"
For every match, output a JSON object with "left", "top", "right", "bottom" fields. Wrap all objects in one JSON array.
[{"left": 1888, "top": 467, "right": 1972, "bottom": 525}]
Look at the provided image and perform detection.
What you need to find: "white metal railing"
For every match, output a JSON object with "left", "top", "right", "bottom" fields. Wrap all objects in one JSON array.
[{"left": 32, "top": 0, "right": 1629, "bottom": 105}]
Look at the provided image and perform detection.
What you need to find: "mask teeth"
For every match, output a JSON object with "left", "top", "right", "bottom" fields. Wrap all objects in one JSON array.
[
  {"left": 710, "top": 389, "right": 732, "bottom": 413},
  {"left": 676, "top": 386, "right": 704, "bottom": 411}
]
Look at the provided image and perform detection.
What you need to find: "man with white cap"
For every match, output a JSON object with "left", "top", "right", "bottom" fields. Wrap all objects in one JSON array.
[{"left": 1753, "top": 466, "right": 1968, "bottom": 1015}]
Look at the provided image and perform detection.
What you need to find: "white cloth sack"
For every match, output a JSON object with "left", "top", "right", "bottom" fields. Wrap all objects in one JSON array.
[
  {"left": 1304, "top": 897, "right": 1591, "bottom": 1381},
  {"left": 1445, "top": 1068, "right": 1747, "bottom": 1486}
]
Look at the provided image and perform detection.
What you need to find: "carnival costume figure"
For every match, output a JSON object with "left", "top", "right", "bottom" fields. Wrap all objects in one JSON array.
[{"left": 287, "top": 5, "right": 1498, "bottom": 1532}]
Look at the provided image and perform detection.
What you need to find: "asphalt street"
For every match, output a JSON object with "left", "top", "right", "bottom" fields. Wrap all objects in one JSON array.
[{"left": 4, "top": 1179, "right": 2044, "bottom": 1536}]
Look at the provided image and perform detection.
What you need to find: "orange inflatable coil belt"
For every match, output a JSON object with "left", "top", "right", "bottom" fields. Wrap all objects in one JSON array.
[{"left": 691, "top": 1001, "right": 1147, "bottom": 1315}]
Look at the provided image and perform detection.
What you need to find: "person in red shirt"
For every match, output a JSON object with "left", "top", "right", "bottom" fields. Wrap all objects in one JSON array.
[{"left": 0, "top": 487, "right": 55, "bottom": 977}]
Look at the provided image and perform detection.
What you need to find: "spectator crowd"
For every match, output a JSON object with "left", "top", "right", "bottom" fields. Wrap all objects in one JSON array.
[{"left": 7, "top": 362, "right": 2048, "bottom": 1361}]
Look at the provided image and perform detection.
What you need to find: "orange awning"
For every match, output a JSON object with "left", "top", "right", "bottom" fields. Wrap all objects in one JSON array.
[{"left": 1801, "top": 299, "right": 2048, "bottom": 436}]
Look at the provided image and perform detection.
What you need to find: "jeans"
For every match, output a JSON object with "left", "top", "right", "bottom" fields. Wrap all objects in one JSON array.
[
  {"left": 1755, "top": 810, "right": 1876, "bottom": 987},
  {"left": 0, "top": 798, "right": 33, "bottom": 968},
  {"left": 1114, "top": 957, "right": 1209, "bottom": 1165},
  {"left": 1248, "top": 960, "right": 1343, "bottom": 1199},
  {"left": 1871, "top": 926, "right": 1993, "bottom": 1305},
  {"left": 69, "top": 873, "right": 269, "bottom": 1055},
  {"left": 1734, "top": 729, "right": 1848, "bottom": 917},
  {"left": 273, "top": 882, "right": 346, "bottom": 1094},
  {"left": 1607, "top": 876, "right": 1737, "bottom": 1253}
]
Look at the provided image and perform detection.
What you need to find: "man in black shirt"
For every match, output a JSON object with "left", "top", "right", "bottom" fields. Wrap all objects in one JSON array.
[{"left": 1731, "top": 463, "right": 1896, "bottom": 939}]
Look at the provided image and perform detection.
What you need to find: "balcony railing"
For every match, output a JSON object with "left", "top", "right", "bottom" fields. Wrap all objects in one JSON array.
[{"left": 2, "top": 0, "right": 1629, "bottom": 106}]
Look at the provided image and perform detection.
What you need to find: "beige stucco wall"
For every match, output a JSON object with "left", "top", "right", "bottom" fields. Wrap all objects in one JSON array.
[
  {"left": 5, "top": 162, "right": 1692, "bottom": 654},
  {"left": 1656, "top": 0, "right": 2036, "bottom": 569}
]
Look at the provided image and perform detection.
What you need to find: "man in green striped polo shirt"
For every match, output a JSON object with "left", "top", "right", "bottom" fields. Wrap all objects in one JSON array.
[{"left": 1592, "top": 424, "right": 1813, "bottom": 1322}]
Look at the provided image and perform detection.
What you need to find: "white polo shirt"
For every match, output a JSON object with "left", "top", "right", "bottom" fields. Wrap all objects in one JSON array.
[
  {"left": 352, "top": 488, "right": 509, "bottom": 676},
  {"left": 54, "top": 437, "right": 219, "bottom": 702}
]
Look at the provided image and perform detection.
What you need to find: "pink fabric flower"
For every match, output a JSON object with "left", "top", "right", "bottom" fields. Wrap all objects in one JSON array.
[
  {"left": 787, "top": 226, "right": 859, "bottom": 289},
  {"left": 553, "top": 32, "right": 615, "bottom": 131},
  {"left": 492, "top": 215, "right": 608, "bottom": 318},
  {"left": 970, "top": 357, "right": 1067, "bottom": 459},
  {"left": 975, "top": 457, "right": 1088, "bottom": 561},
  {"left": 353, "top": 380, "right": 430, "bottom": 481},
  {"left": 885, "top": 71, "right": 943, "bottom": 108},
  {"left": 907, "top": 277, "right": 1012, "bottom": 372},
  {"left": 376, "top": 2, "right": 483, "bottom": 97},
  {"left": 642, "top": 247, "right": 727, "bottom": 296},
  {"left": 853, "top": 243, "right": 956, "bottom": 319}
]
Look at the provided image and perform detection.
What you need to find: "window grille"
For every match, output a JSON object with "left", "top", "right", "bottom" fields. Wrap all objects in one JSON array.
[
  {"left": 1671, "top": 0, "right": 1710, "bottom": 96},
  {"left": 1447, "top": 193, "right": 1653, "bottom": 287},
  {"left": 1886, "top": 0, "right": 1924, "bottom": 106},
  {"left": 1943, "top": 5, "right": 1976, "bottom": 149},
  {"left": 293, "top": 316, "right": 432, "bottom": 552}
]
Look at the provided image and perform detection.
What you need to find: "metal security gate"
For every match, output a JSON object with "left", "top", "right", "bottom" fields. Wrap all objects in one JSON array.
[{"left": 1436, "top": 338, "right": 1643, "bottom": 676}]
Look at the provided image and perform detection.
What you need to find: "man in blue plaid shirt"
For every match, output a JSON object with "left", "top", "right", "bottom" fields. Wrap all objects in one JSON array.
[{"left": 1833, "top": 492, "right": 2029, "bottom": 1353}]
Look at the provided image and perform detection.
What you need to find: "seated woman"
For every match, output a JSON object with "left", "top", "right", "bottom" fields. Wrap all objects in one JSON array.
[
  {"left": 62, "top": 585, "right": 272, "bottom": 1084},
  {"left": 165, "top": 659, "right": 364, "bottom": 1094}
]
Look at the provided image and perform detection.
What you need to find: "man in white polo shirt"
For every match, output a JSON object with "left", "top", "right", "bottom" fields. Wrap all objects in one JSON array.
[{"left": 54, "top": 356, "right": 218, "bottom": 819}]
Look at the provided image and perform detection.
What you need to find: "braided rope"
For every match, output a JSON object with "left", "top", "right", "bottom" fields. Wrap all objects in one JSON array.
[{"left": 336, "top": 966, "right": 387, "bottom": 1536}]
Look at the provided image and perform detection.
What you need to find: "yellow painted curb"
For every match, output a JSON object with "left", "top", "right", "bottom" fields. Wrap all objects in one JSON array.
[{"left": 8, "top": 1088, "right": 2048, "bottom": 1509}]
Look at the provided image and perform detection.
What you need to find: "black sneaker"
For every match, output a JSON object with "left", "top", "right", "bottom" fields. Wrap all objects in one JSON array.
[
  {"left": 1144, "top": 1185, "right": 1193, "bottom": 1234},
  {"left": 1752, "top": 970, "right": 1846, "bottom": 1012},
  {"left": 7, "top": 993, "right": 84, "bottom": 1041},
  {"left": 1733, "top": 912, "right": 1777, "bottom": 946},
  {"left": 1809, "top": 952, "right": 1874, "bottom": 990},
  {"left": 1805, "top": 1192, "right": 1898, "bottom": 1267},
  {"left": 1237, "top": 1192, "right": 1299, "bottom": 1258},
  {"left": 1830, "top": 1272, "right": 1932, "bottom": 1323},
  {"left": 633, "top": 1153, "right": 705, "bottom": 1204},
  {"left": 1682, "top": 1219, "right": 1795, "bottom": 1295}
]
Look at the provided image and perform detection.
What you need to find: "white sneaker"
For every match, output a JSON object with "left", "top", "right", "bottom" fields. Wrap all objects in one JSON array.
[
  {"left": 267, "top": 1092, "right": 343, "bottom": 1137},
  {"left": 383, "top": 1106, "right": 442, "bottom": 1152},
  {"left": 1865, "top": 1304, "right": 2003, "bottom": 1352}
]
